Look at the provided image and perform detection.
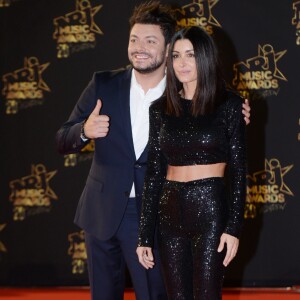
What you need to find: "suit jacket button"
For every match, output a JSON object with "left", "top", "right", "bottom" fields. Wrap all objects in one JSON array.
[{"left": 134, "top": 163, "right": 141, "bottom": 169}]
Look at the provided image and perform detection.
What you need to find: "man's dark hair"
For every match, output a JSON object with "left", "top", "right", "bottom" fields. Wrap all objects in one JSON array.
[{"left": 129, "top": 1, "right": 176, "bottom": 45}]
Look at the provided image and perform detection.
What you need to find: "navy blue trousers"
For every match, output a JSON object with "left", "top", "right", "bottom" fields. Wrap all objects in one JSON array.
[{"left": 84, "top": 198, "right": 167, "bottom": 300}]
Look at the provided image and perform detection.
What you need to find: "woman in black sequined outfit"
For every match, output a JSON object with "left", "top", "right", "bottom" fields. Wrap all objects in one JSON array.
[{"left": 137, "top": 26, "right": 247, "bottom": 300}]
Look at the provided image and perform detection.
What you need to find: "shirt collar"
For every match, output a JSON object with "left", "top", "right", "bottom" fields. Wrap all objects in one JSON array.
[{"left": 131, "top": 69, "right": 166, "bottom": 97}]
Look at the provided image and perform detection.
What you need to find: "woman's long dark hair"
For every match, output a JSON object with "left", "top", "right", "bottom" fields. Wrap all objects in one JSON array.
[{"left": 166, "top": 26, "right": 225, "bottom": 116}]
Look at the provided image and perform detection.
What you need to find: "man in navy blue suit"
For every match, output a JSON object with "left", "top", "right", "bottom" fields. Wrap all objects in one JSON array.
[{"left": 56, "top": 1, "right": 250, "bottom": 299}]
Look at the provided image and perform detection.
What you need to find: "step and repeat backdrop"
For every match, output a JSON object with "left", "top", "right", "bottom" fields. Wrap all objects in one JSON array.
[{"left": 0, "top": 0, "right": 299, "bottom": 287}]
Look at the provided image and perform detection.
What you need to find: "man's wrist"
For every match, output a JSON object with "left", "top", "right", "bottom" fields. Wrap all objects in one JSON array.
[{"left": 80, "top": 121, "right": 89, "bottom": 142}]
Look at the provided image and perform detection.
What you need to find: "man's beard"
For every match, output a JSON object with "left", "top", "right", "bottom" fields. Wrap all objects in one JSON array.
[{"left": 129, "top": 51, "right": 166, "bottom": 74}]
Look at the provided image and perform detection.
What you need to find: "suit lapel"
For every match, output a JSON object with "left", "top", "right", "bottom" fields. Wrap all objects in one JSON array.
[
  {"left": 138, "top": 144, "right": 148, "bottom": 163},
  {"left": 118, "top": 67, "right": 136, "bottom": 160}
]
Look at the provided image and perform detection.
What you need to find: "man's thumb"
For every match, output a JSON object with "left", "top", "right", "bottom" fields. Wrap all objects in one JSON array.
[{"left": 92, "top": 99, "right": 102, "bottom": 115}]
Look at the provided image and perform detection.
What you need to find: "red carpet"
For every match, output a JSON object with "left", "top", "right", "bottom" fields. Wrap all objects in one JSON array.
[{"left": 0, "top": 287, "right": 300, "bottom": 300}]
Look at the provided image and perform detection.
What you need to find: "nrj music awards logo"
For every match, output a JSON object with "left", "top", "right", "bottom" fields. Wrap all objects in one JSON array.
[
  {"left": 68, "top": 230, "right": 87, "bottom": 274},
  {"left": 9, "top": 164, "right": 58, "bottom": 221},
  {"left": 64, "top": 140, "right": 95, "bottom": 167},
  {"left": 175, "top": 0, "right": 221, "bottom": 34},
  {"left": 53, "top": 0, "right": 103, "bottom": 58},
  {"left": 232, "top": 44, "right": 287, "bottom": 100},
  {"left": 245, "top": 159, "right": 294, "bottom": 219},
  {"left": 292, "top": 1, "right": 300, "bottom": 45},
  {"left": 1, "top": 57, "right": 50, "bottom": 114}
]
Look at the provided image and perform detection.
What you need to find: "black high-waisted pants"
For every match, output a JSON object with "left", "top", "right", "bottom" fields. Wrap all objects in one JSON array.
[{"left": 158, "top": 177, "right": 227, "bottom": 300}]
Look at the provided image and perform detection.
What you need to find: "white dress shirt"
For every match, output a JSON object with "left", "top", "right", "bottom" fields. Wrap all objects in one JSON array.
[{"left": 129, "top": 69, "right": 166, "bottom": 197}]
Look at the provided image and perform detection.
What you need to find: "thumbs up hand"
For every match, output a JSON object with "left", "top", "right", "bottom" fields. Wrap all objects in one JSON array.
[{"left": 84, "top": 99, "right": 110, "bottom": 139}]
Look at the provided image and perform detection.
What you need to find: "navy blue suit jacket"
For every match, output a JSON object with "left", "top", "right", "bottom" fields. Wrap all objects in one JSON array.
[{"left": 56, "top": 67, "right": 150, "bottom": 240}]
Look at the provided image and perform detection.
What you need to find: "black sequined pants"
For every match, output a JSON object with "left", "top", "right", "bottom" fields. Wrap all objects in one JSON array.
[{"left": 158, "top": 177, "right": 227, "bottom": 300}]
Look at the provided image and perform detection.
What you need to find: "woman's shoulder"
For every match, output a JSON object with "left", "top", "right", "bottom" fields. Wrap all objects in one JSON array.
[
  {"left": 220, "top": 89, "right": 244, "bottom": 114},
  {"left": 225, "top": 89, "right": 243, "bottom": 106},
  {"left": 149, "top": 95, "right": 167, "bottom": 113}
]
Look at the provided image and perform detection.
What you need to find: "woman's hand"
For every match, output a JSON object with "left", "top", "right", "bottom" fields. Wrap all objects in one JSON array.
[
  {"left": 217, "top": 233, "right": 239, "bottom": 267},
  {"left": 136, "top": 246, "right": 155, "bottom": 269}
]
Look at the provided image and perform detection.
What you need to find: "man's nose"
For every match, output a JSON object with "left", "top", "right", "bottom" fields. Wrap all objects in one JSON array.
[{"left": 135, "top": 40, "right": 147, "bottom": 51}]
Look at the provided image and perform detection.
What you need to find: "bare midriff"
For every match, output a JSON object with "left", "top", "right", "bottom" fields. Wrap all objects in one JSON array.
[{"left": 166, "top": 163, "right": 226, "bottom": 182}]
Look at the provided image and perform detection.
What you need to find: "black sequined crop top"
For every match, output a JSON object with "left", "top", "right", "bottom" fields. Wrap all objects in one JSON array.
[{"left": 138, "top": 91, "right": 247, "bottom": 247}]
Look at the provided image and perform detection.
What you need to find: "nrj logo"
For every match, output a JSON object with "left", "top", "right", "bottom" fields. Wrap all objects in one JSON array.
[
  {"left": 64, "top": 140, "right": 95, "bottom": 167},
  {"left": 175, "top": 0, "right": 220, "bottom": 34},
  {"left": 68, "top": 230, "right": 87, "bottom": 274},
  {"left": 245, "top": 159, "right": 293, "bottom": 219},
  {"left": 53, "top": 0, "right": 103, "bottom": 58},
  {"left": 9, "top": 164, "right": 58, "bottom": 221},
  {"left": 232, "top": 44, "right": 287, "bottom": 100},
  {"left": 1, "top": 57, "right": 50, "bottom": 114},
  {"left": 292, "top": 1, "right": 300, "bottom": 45}
]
